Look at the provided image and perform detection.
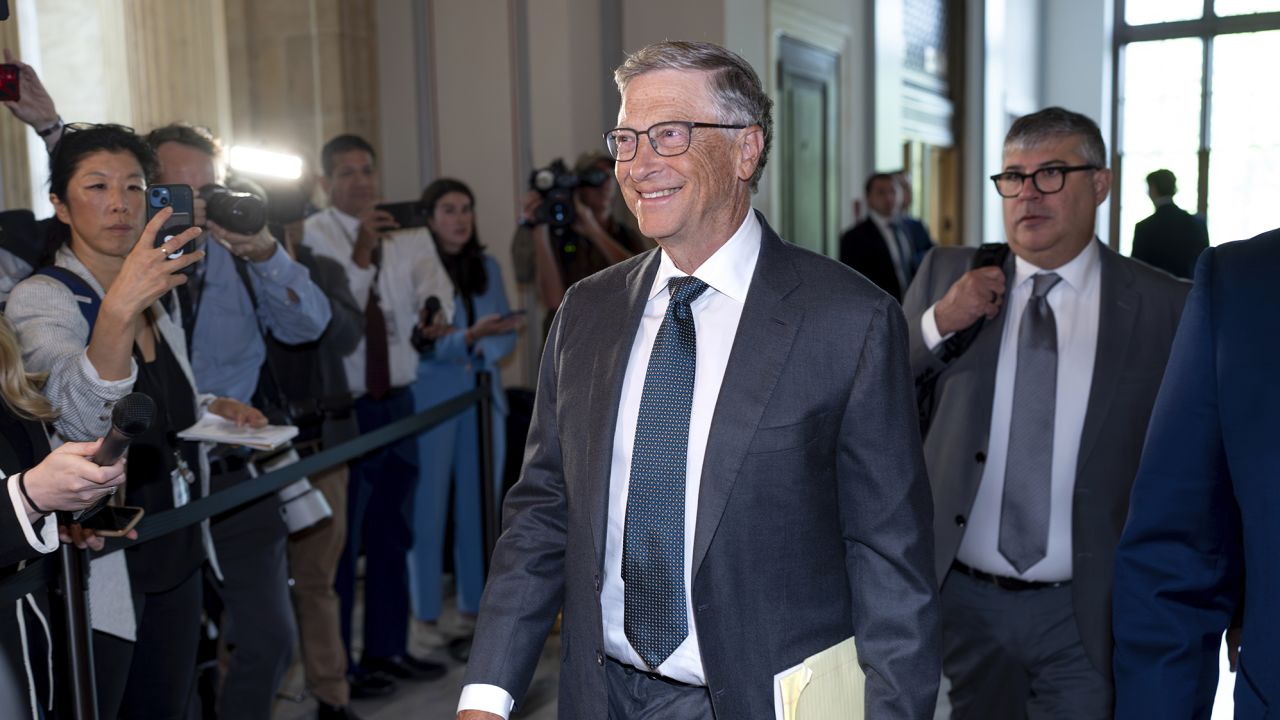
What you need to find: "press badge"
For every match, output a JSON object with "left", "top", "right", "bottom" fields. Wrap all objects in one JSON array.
[{"left": 171, "top": 452, "right": 195, "bottom": 508}]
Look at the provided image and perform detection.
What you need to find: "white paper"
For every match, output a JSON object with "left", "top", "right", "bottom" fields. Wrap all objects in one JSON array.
[{"left": 176, "top": 412, "right": 298, "bottom": 451}]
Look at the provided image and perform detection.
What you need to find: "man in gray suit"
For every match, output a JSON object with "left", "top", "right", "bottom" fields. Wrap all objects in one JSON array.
[
  {"left": 458, "top": 40, "right": 939, "bottom": 720},
  {"left": 903, "top": 107, "right": 1188, "bottom": 718}
]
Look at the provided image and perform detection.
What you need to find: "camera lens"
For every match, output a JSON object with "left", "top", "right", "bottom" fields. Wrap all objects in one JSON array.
[{"left": 160, "top": 196, "right": 170, "bottom": 205}]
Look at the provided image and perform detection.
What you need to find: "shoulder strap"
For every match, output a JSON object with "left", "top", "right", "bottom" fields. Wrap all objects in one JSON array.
[{"left": 34, "top": 266, "right": 101, "bottom": 334}]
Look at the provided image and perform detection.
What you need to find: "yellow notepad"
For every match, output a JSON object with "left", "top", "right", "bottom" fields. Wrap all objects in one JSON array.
[{"left": 773, "top": 636, "right": 865, "bottom": 720}]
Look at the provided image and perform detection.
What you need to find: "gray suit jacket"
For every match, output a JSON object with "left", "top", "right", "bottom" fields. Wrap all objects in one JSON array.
[
  {"left": 465, "top": 213, "right": 940, "bottom": 718},
  {"left": 902, "top": 241, "right": 1189, "bottom": 677}
]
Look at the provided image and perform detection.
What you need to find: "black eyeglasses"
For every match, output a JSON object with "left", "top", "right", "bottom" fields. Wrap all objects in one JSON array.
[
  {"left": 603, "top": 121, "right": 750, "bottom": 162},
  {"left": 989, "top": 165, "right": 1097, "bottom": 197}
]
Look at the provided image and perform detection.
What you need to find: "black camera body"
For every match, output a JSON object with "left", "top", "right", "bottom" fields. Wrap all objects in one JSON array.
[
  {"left": 199, "top": 184, "right": 268, "bottom": 236},
  {"left": 527, "top": 159, "right": 610, "bottom": 233}
]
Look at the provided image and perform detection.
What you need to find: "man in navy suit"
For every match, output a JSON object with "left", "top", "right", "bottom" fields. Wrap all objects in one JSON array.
[
  {"left": 1130, "top": 169, "right": 1208, "bottom": 279},
  {"left": 895, "top": 170, "right": 936, "bottom": 271},
  {"left": 1113, "top": 228, "right": 1280, "bottom": 719},
  {"left": 839, "top": 172, "right": 920, "bottom": 302}
]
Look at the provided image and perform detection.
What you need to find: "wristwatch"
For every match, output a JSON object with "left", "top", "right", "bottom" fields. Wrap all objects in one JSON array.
[{"left": 36, "top": 115, "right": 63, "bottom": 138}]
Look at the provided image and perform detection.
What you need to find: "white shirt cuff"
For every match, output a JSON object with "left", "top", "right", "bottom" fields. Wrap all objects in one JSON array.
[
  {"left": 921, "top": 303, "right": 954, "bottom": 352},
  {"left": 7, "top": 474, "right": 58, "bottom": 554},
  {"left": 79, "top": 350, "right": 138, "bottom": 388},
  {"left": 458, "top": 683, "right": 516, "bottom": 719}
]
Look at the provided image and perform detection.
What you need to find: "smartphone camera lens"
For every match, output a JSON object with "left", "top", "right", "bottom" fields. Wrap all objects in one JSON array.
[{"left": 161, "top": 196, "right": 170, "bottom": 205}]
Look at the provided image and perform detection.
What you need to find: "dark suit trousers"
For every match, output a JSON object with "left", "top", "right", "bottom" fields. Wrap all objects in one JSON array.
[
  {"left": 941, "top": 571, "right": 1111, "bottom": 720},
  {"left": 338, "top": 390, "right": 418, "bottom": 664},
  {"left": 605, "top": 659, "right": 714, "bottom": 720}
]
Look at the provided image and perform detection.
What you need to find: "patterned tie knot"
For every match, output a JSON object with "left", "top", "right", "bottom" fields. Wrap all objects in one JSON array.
[
  {"left": 1031, "top": 272, "right": 1062, "bottom": 300},
  {"left": 668, "top": 276, "right": 709, "bottom": 307}
]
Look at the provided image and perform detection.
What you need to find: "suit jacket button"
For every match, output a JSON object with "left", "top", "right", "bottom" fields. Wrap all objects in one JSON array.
[
  {"left": 596, "top": 651, "right": 604, "bottom": 666},
  {"left": 594, "top": 574, "right": 601, "bottom": 593},
  {"left": 975, "top": 452, "right": 986, "bottom": 463},
  {"left": 955, "top": 515, "right": 966, "bottom": 527}
]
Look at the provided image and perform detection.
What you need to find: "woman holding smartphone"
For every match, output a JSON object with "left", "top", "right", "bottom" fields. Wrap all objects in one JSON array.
[
  {"left": 6, "top": 123, "right": 260, "bottom": 719},
  {"left": 408, "top": 178, "right": 521, "bottom": 633}
]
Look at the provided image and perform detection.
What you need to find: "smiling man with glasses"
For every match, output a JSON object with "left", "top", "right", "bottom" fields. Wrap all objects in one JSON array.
[
  {"left": 902, "top": 106, "right": 1192, "bottom": 718},
  {"left": 458, "top": 40, "right": 940, "bottom": 720}
]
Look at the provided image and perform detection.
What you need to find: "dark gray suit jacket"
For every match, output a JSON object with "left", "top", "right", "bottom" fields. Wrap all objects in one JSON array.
[
  {"left": 465, "top": 213, "right": 940, "bottom": 718},
  {"left": 902, "top": 241, "right": 1189, "bottom": 677}
]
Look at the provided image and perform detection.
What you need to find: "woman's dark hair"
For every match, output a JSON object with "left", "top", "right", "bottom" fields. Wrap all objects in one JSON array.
[
  {"left": 45, "top": 124, "right": 159, "bottom": 256},
  {"left": 421, "top": 178, "right": 488, "bottom": 299}
]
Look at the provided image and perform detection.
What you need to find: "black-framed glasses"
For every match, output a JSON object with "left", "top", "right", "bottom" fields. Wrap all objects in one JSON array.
[
  {"left": 604, "top": 121, "right": 750, "bottom": 161},
  {"left": 989, "top": 165, "right": 1097, "bottom": 197}
]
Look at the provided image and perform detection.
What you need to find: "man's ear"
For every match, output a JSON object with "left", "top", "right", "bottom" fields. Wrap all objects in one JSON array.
[
  {"left": 736, "top": 126, "right": 764, "bottom": 183},
  {"left": 1093, "top": 167, "right": 1112, "bottom": 205}
]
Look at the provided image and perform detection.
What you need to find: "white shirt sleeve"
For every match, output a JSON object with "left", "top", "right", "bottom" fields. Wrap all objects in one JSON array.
[
  {"left": 457, "top": 684, "right": 517, "bottom": 719},
  {"left": 7, "top": 474, "right": 59, "bottom": 554},
  {"left": 920, "top": 302, "right": 954, "bottom": 353}
]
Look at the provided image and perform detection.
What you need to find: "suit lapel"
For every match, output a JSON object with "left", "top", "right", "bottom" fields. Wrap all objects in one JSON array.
[
  {"left": 691, "top": 215, "right": 802, "bottom": 580},
  {"left": 964, "top": 249, "right": 1017, "bottom": 454},
  {"left": 1077, "top": 243, "right": 1138, "bottom": 469},
  {"left": 584, "top": 251, "right": 662, "bottom": 572}
]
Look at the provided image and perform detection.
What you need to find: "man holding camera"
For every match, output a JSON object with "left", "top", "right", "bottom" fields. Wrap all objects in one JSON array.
[
  {"left": 146, "top": 123, "right": 331, "bottom": 719},
  {"left": 301, "top": 134, "right": 454, "bottom": 694},
  {"left": 525, "top": 150, "right": 647, "bottom": 316}
]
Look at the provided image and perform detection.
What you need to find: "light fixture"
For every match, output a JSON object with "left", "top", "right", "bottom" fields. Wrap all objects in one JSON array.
[{"left": 227, "top": 146, "right": 304, "bottom": 180}]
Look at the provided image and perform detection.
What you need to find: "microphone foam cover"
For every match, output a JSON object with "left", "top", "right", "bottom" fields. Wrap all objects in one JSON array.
[{"left": 111, "top": 392, "right": 157, "bottom": 437}]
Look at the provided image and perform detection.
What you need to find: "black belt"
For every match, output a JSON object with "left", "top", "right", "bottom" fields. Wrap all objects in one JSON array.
[
  {"left": 951, "top": 560, "right": 1070, "bottom": 591},
  {"left": 606, "top": 657, "right": 705, "bottom": 690}
]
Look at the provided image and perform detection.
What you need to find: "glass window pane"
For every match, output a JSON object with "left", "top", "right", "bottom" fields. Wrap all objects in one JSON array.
[
  {"left": 1118, "top": 38, "right": 1204, "bottom": 256},
  {"left": 1125, "top": 0, "right": 1204, "bottom": 25},
  {"left": 1209, "top": 30, "right": 1280, "bottom": 243},
  {"left": 1214, "top": 0, "right": 1280, "bottom": 17}
]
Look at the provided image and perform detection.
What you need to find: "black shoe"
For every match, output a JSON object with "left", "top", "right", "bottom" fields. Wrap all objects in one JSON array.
[
  {"left": 348, "top": 670, "right": 397, "bottom": 699},
  {"left": 361, "top": 654, "right": 447, "bottom": 682},
  {"left": 317, "top": 701, "right": 365, "bottom": 720}
]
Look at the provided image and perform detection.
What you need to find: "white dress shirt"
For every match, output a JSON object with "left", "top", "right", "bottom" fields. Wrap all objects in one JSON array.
[
  {"left": 458, "top": 209, "right": 761, "bottom": 718},
  {"left": 923, "top": 240, "right": 1101, "bottom": 581},
  {"left": 5, "top": 472, "right": 57, "bottom": 555},
  {"left": 301, "top": 207, "right": 454, "bottom": 395}
]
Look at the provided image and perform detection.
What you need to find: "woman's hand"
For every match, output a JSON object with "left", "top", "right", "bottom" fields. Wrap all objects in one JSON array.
[
  {"left": 465, "top": 313, "right": 523, "bottom": 346},
  {"left": 208, "top": 398, "right": 268, "bottom": 428},
  {"left": 100, "top": 207, "right": 204, "bottom": 322},
  {"left": 21, "top": 439, "right": 126, "bottom": 521}
]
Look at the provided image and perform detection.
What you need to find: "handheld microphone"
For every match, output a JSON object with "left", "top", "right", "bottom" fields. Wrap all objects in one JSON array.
[
  {"left": 410, "top": 296, "right": 443, "bottom": 353},
  {"left": 423, "top": 296, "right": 441, "bottom": 326},
  {"left": 73, "top": 393, "right": 155, "bottom": 522}
]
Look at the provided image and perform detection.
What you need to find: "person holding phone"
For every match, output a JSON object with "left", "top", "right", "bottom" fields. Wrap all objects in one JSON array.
[
  {"left": 0, "top": 312, "right": 131, "bottom": 720},
  {"left": 408, "top": 178, "right": 521, "bottom": 641},
  {"left": 6, "top": 123, "right": 262, "bottom": 719}
]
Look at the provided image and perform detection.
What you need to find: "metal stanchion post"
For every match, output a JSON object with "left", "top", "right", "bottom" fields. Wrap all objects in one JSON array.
[
  {"left": 475, "top": 370, "right": 499, "bottom": 562},
  {"left": 57, "top": 539, "right": 98, "bottom": 720}
]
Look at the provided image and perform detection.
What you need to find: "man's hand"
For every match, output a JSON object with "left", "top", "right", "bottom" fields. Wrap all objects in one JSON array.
[
  {"left": 571, "top": 194, "right": 604, "bottom": 239},
  {"left": 933, "top": 266, "right": 1007, "bottom": 336},
  {"left": 457, "top": 712, "right": 503, "bottom": 720},
  {"left": 1, "top": 49, "right": 59, "bottom": 131},
  {"left": 207, "top": 220, "right": 278, "bottom": 263},
  {"left": 520, "top": 190, "right": 542, "bottom": 226},
  {"left": 352, "top": 206, "right": 396, "bottom": 268},
  {"left": 208, "top": 398, "right": 269, "bottom": 428}
]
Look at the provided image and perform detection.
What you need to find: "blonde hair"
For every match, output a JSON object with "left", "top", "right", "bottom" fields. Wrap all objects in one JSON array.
[{"left": 0, "top": 314, "right": 56, "bottom": 422}]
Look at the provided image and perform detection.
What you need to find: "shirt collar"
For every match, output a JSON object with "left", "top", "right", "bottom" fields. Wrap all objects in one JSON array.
[
  {"left": 648, "top": 208, "right": 760, "bottom": 304},
  {"left": 330, "top": 206, "right": 361, "bottom": 242},
  {"left": 1013, "top": 237, "right": 1100, "bottom": 294},
  {"left": 868, "top": 210, "right": 895, "bottom": 231}
]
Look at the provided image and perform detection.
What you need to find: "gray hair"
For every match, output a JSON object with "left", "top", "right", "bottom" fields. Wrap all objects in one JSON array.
[
  {"left": 614, "top": 41, "right": 773, "bottom": 193},
  {"left": 1004, "top": 106, "right": 1107, "bottom": 168}
]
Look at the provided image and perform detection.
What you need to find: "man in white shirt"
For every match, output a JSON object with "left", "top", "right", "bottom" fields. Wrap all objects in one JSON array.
[
  {"left": 838, "top": 172, "right": 918, "bottom": 302},
  {"left": 301, "top": 135, "right": 454, "bottom": 702},
  {"left": 902, "top": 107, "right": 1190, "bottom": 718},
  {"left": 458, "top": 40, "right": 939, "bottom": 720}
]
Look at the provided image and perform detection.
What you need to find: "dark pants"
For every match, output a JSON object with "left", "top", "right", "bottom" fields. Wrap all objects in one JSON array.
[
  {"left": 209, "top": 468, "right": 297, "bottom": 720},
  {"left": 941, "top": 570, "right": 1113, "bottom": 720},
  {"left": 94, "top": 567, "right": 202, "bottom": 720},
  {"left": 337, "top": 390, "right": 418, "bottom": 666},
  {"left": 605, "top": 659, "right": 715, "bottom": 720}
]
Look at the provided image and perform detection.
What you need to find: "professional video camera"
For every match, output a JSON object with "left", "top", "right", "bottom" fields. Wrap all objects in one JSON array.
[
  {"left": 528, "top": 158, "right": 611, "bottom": 233},
  {"left": 199, "top": 183, "right": 268, "bottom": 236}
]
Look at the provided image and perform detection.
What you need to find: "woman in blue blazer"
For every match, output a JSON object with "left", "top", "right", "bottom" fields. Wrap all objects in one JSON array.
[{"left": 409, "top": 179, "right": 521, "bottom": 625}]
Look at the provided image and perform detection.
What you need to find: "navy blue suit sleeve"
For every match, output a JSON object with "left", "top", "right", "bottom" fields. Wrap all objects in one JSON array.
[{"left": 1113, "top": 247, "right": 1243, "bottom": 719}]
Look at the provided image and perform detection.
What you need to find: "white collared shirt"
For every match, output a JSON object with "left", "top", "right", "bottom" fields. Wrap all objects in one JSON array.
[
  {"left": 5, "top": 472, "right": 57, "bottom": 555},
  {"left": 458, "top": 209, "right": 762, "bottom": 718},
  {"left": 301, "top": 207, "right": 454, "bottom": 395},
  {"left": 924, "top": 241, "right": 1101, "bottom": 581}
]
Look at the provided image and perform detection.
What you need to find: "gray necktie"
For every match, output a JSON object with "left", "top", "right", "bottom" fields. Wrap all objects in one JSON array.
[{"left": 999, "top": 272, "right": 1062, "bottom": 574}]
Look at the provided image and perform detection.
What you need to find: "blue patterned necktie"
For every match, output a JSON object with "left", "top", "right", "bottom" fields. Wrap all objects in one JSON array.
[
  {"left": 623, "top": 275, "right": 709, "bottom": 670},
  {"left": 999, "top": 272, "right": 1062, "bottom": 573}
]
